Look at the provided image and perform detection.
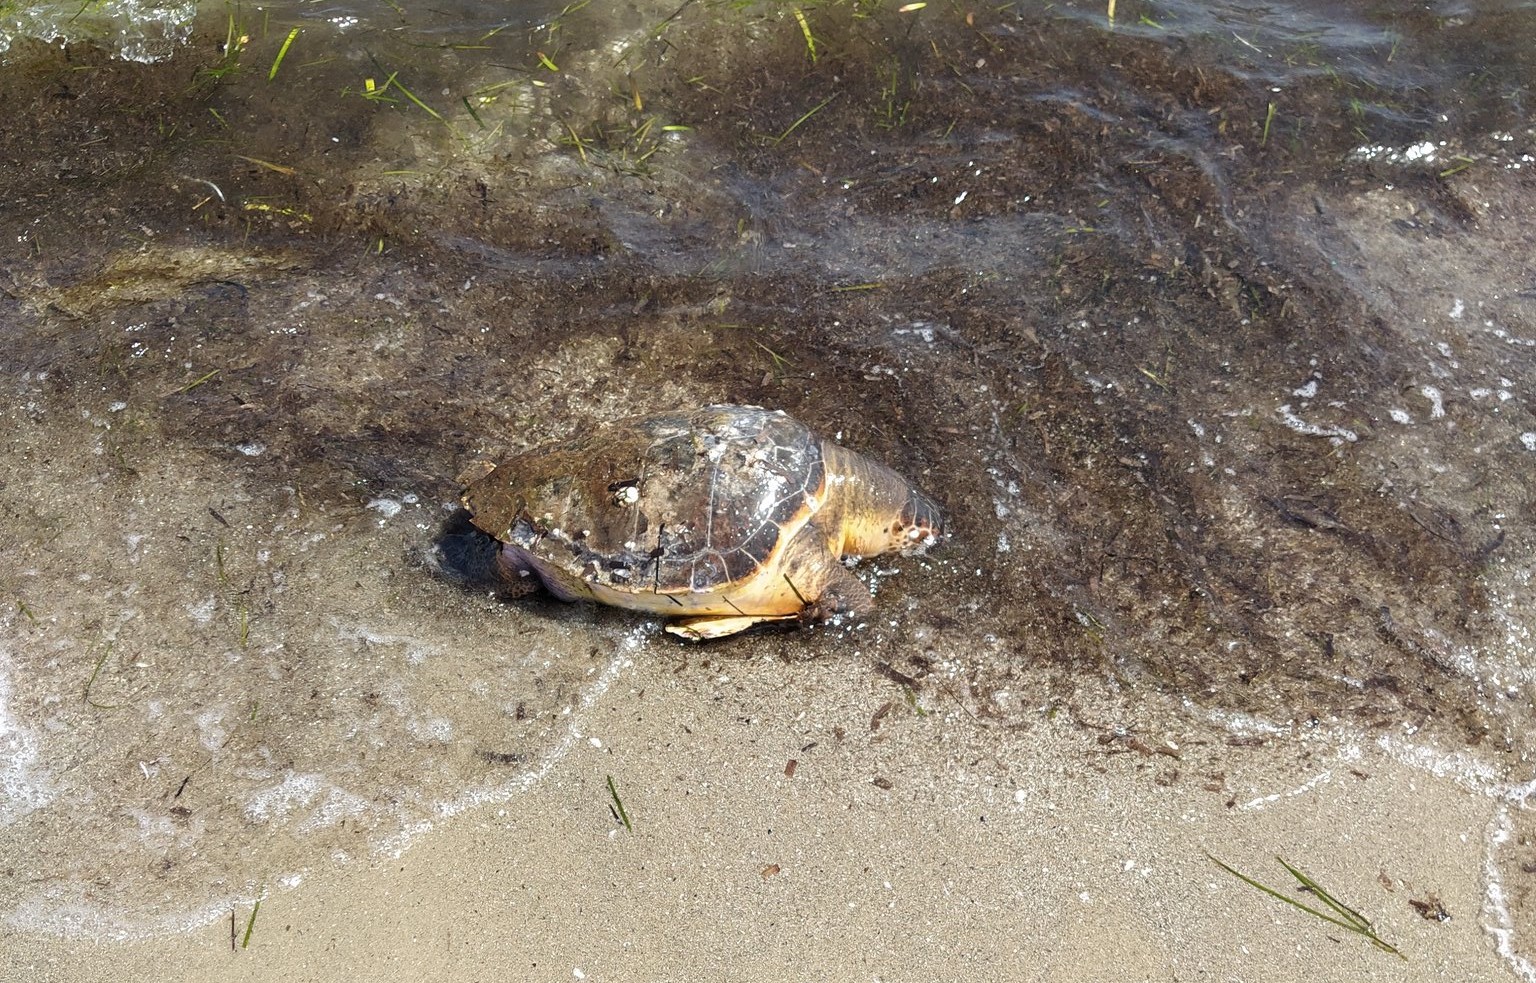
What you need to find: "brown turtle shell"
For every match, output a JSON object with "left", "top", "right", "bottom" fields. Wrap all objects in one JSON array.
[{"left": 462, "top": 406, "right": 825, "bottom": 595}]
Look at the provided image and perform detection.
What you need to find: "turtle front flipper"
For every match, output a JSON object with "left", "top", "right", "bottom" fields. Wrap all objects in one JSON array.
[
  {"left": 806, "top": 562, "right": 875, "bottom": 622},
  {"left": 665, "top": 519, "right": 872, "bottom": 641},
  {"left": 666, "top": 612, "right": 799, "bottom": 641}
]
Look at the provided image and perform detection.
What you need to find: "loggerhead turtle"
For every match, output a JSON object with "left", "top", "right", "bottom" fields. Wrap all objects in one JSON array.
[{"left": 459, "top": 405, "right": 945, "bottom": 640}]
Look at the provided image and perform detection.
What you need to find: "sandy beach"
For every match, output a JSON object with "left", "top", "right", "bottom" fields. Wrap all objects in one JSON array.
[{"left": 5, "top": 649, "right": 1529, "bottom": 982}]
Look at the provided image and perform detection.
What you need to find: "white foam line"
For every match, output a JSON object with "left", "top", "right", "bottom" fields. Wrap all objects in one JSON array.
[
  {"left": 1277, "top": 404, "right": 1358, "bottom": 443},
  {"left": 377, "top": 638, "right": 639, "bottom": 857},
  {"left": 5, "top": 890, "right": 248, "bottom": 941},
  {"left": 1180, "top": 698, "right": 1292, "bottom": 737},
  {"left": 1167, "top": 695, "right": 1536, "bottom": 976},
  {"left": 4, "top": 631, "right": 642, "bottom": 940},
  {"left": 1376, "top": 735, "right": 1536, "bottom": 982},
  {"left": 1195, "top": 701, "right": 1536, "bottom": 980},
  {"left": 1483, "top": 788, "right": 1536, "bottom": 983},
  {"left": 1374, "top": 734, "right": 1511, "bottom": 797},
  {"left": 0, "top": 644, "right": 55, "bottom": 825},
  {"left": 1236, "top": 769, "right": 1332, "bottom": 811}
]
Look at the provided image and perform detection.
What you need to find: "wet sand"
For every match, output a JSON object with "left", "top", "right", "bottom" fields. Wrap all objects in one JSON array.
[{"left": 3, "top": 654, "right": 1525, "bottom": 981}]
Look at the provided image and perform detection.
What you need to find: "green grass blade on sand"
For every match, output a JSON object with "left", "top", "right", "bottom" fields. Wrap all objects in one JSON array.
[
  {"left": 1207, "top": 854, "right": 1403, "bottom": 958},
  {"left": 606, "top": 775, "right": 632, "bottom": 831}
]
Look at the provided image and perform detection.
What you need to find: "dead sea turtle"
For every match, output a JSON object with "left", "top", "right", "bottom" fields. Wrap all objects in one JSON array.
[{"left": 460, "top": 405, "right": 945, "bottom": 640}]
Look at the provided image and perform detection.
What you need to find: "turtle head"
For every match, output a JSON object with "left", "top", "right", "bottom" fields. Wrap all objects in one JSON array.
[
  {"left": 821, "top": 443, "right": 947, "bottom": 559},
  {"left": 879, "top": 485, "right": 946, "bottom": 556},
  {"left": 836, "top": 475, "right": 947, "bottom": 558},
  {"left": 898, "top": 487, "right": 946, "bottom": 552}
]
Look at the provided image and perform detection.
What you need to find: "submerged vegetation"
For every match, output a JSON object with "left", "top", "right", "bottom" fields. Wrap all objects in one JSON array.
[{"left": 148, "top": 0, "right": 1520, "bottom": 235}]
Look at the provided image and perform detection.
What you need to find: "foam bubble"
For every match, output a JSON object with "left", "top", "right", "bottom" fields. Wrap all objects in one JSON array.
[{"left": 0, "top": 650, "right": 54, "bottom": 825}]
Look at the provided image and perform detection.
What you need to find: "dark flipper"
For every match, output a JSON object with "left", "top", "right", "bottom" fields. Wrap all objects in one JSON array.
[{"left": 434, "top": 509, "right": 542, "bottom": 597}]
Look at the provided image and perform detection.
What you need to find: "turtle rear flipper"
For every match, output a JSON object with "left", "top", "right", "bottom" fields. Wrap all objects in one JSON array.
[
  {"left": 434, "top": 513, "right": 539, "bottom": 594},
  {"left": 435, "top": 514, "right": 547, "bottom": 599}
]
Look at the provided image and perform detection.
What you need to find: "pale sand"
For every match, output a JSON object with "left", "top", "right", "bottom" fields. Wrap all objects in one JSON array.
[{"left": 2, "top": 657, "right": 1522, "bottom": 982}]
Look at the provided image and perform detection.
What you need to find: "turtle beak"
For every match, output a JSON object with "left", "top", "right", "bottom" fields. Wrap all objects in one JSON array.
[{"left": 904, "top": 489, "right": 946, "bottom": 542}]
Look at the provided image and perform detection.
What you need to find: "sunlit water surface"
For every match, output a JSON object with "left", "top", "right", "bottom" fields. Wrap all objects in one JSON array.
[{"left": 1, "top": 0, "right": 1533, "bottom": 969}]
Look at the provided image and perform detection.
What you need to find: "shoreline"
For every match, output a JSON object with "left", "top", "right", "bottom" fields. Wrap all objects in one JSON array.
[{"left": 3, "top": 657, "right": 1526, "bottom": 982}]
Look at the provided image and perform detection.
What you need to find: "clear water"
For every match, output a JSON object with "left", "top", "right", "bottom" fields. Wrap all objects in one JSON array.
[{"left": 1, "top": 0, "right": 1533, "bottom": 964}]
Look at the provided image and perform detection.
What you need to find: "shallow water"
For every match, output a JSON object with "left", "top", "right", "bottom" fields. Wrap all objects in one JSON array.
[{"left": 1, "top": 0, "right": 1534, "bottom": 963}]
